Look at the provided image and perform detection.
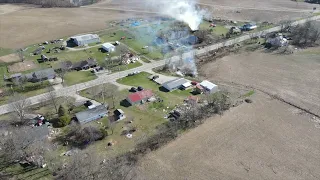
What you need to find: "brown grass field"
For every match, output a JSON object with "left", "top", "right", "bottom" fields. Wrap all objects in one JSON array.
[
  {"left": 132, "top": 48, "right": 320, "bottom": 180},
  {"left": 199, "top": 48, "right": 320, "bottom": 116},
  {"left": 0, "top": 0, "right": 318, "bottom": 49},
  {"left": 8, "top": 60, "right": 37, "bottom": 72},
  {"left": 0, "top": 53, "right": 19, "bottom": 63}
]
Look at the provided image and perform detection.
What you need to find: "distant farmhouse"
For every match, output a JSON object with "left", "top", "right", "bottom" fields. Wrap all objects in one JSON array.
[
  {"left": 25, "top": 68, "right": 56, "bottom": 82},
  {"left": 75, "top": 105, "right": 108, "bottom": 124},
  {"left": 72, "top": 58, "right": 97, "bottom": 71},
  {"left": 4, "top": 68, "right": 56, "bottom": 83},
  {"left": 70, "top": 34, "right": 100, "bottom": 46}
]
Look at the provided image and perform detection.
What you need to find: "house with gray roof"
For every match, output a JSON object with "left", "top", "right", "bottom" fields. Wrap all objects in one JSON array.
[
  {"left": 25, "top": 68, "right": 56, "bottom": 82},
  {"left": 162, "top": 78, "right": 189, "bottom": 91},
  {"left": 70, "top": 34, "right": 100, "bottom": 46},
  {"left": 75, "top": 105, "right": 108, "bottom": 124}
]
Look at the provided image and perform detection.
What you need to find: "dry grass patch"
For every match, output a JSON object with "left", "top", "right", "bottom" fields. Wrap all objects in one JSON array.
[{"left": 8, "top": 61, "right": 37, "bottom": 73}]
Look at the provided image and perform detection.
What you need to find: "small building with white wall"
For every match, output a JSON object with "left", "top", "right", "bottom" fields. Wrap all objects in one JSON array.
[
  {"left": 102, "top": 43, "right": 116, "bottom": 52},
  {"left": 70, "top": 34, "right": 100, "bottom": 46},
  {"left": 198, "top": 80, "right": 218, "bottom": 94}
]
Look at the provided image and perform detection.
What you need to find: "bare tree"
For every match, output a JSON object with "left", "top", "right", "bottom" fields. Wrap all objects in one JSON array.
[
  {"left": 8, "top": 93, "right": 31, "bottom": 124},
  {"left": 46, "top": 85, "right": 59, "bottom": 114},
  {"left": 279, "top": 20, "right": 292, "bottom": 33},
  {"left": 100, "top": 83, "right": 119, "bottom": 108},
  {"left": 291, "top": 21, "right": 320, "bottom": 47},
  {"left": 57, "top": 62, "right": 68, "bottom": 83},
  {"left": 12, "top": 76, "right": 27, "bottom": 91},
  {"left": 1, "top": 126, "right": 51, "bottom": 168},
  {"left": 16, "top": 49, "right": 25, "bottom": 62}
]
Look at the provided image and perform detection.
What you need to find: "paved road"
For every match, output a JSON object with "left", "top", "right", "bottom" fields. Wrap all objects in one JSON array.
[{"left": 0, "top": 15, "right": 319, "bottom": 115}]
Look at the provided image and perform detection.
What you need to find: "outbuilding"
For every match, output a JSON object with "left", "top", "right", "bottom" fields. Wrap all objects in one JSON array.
[
  {"left": 75, "top": 105, "right": 108, "bottom": 124},
  {"left": 162, "top": 78, "right": 189, "bottom": 91},
  {"left": 70, "top": 34, "right": 100, "bottom": 46},
  {"left": 102, "top": 43, "right": 116, "bottom": 52},
  {"left": 114, "top": 109, "right": 126, "bottom": 121},
  {"left": 199, "top": 80, "right": 218, "bottom": 94}
]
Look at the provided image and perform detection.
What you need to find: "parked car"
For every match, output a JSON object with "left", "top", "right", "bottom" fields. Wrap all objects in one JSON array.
[
  {"left": 130, "top": 87, "right": 137, "bottom": 92},
  {"left": 137, "top": 86, "right": 144, "bottom": 91},
  {"left": 240, "top": 23, "right": 258, "bottom": 31},
  {"left": 84, "top": 100, "right": 93, "bottom": 107}
]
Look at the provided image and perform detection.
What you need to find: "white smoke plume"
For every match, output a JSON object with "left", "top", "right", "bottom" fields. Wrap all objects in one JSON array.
[{"left": 147, "top": 0, "right": 207, "bottom": 30}]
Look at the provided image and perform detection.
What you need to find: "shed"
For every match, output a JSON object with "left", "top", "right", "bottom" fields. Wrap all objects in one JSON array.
[
  {"left": 70, "top": 34, "right": 100, "bottom": 46},
  {"left": 114, "top": 109, "right": 126, "bottom": 120},
  {"left": 162, "top": 78, "right": 189, "bottom": 91},
  {"left": 199, "top": 80, "right": 218, "bottom": 94},
  {"left": 102, "top": 43, "right": 116, "bottom": 52},
  {"left": 75, "top": 105, "right": 108, "bottom": 124},
  {"left": 126, "top": 89, "right": 154, "bottom": 105},
  {"left": 181, "top": 81, "right": 192, "bottom": 89}
]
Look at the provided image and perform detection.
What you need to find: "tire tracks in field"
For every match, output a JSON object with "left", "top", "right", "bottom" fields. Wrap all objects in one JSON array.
[{"left": 216, "top": 81, "right": 320, "bottom": 119}]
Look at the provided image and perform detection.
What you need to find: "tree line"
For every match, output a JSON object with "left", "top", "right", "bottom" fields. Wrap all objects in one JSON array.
[{"left": 2, "top": 0, "right": 102, "bottom": 7}]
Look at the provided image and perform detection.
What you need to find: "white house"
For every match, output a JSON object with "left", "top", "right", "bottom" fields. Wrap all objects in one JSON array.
[
  {"left": 70, "top": 34, "right": 100, "bottom": 46},
  {"left": 102, "top": 43, "right": 116, "bottom": 52},
  {"left": 199, "top": 80, "right": 218, "bottom": 94}
]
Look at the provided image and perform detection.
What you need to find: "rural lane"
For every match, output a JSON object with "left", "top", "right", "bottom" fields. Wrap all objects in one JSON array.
[{"left": 0, "top": 15, "right": 319, "bottom": 115}]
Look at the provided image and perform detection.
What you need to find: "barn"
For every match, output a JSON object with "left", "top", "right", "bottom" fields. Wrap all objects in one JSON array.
[
  {"left": 102, "top": 43, "right": 116, "bottom": 52},
  {"left": 70, "top": 34, "right": 100, "bottom": 46}
]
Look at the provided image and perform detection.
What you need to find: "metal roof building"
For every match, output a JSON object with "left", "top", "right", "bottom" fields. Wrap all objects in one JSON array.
[
  {"left": 102, "top": 43, "right": 116, "bottom": 52},
  {"left": 75, "top": 105, "right": 108, "bottom": 124},
  {"left": 199, "top": 80, "right": 218, "bottom": 94},
  {"left": 70, "top": 34, "right": 100, "bottom": 46},
  {"left": 162, "top": 78, "right": 189, "bottom": 91}
]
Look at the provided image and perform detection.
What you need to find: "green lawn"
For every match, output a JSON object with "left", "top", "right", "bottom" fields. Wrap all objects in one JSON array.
[
  {"left": 3, "top": 164, "right": 52, "bottom": 180},
  {"left": 80, "top": 88, "right": 167, "bottom": 157},
  {"left": 0, "top": 64, "right": 8, "bottom": 87},
  {"left": 64, "top": 71, "right": 97, "bottom": 86},
  {"left": 140, "top": 57, "right": 151, "bottom": 63},
  {"left": 117, "top": 72, "right": 194, "bottom": 107},
  {"left": 79, "top": 72, "right": 198, "bottom": 157},
  {"left": 0, "top": 47, "right": 14, "bottom": 56},
  {"left": 110, "top": 61, "right": 142, "bottom": 72}
]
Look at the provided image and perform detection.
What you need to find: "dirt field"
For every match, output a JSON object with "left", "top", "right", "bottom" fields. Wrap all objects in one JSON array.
[
  {"left": 0, "top": 4, "right": 149, "bottom": 49},
  {"left": 130, "top": 47, "right": 320, "bottom": 180},
  {"left": 199, "top": 48, "right": 320, "bottom": 116},
  {"left": 134, "top": 92, "right": 320, "bottom": 180},
  {"left": 1, "top": 0, "right": 318, "bottom": 49},
  {"left": 0, "top": 53, "right": 19, "bottom": 63},
  {"left": 8, "top": 61, "right": 37, "bottom": 73},
  {"left": 93, "top": 0, "right": 317, "bottom": 22}
]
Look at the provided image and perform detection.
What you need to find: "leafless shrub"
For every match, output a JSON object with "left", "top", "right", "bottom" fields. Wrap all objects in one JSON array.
[
  {"left": 8, "top": 93, "right": 31, "bottom": 124},
  {"left": 291, "top": 21, "right": 320, "bottom": 47},
  {"left": 55, "top": 123, "right": 106, "bottom": 148}
]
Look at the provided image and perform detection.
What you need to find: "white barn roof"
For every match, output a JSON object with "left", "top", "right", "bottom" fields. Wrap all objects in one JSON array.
[
  {"left": 102, "top": 43, "right": 115, "bottom": 49},
  {"left": 71, "top": 34, "right": 99, "bottom": 41},
  {"left": 200, "top": 80, "right": 217, "bottom": 90}
]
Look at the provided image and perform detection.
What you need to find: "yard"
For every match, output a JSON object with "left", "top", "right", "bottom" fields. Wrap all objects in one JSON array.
[
  {"left": 64, "top": 71, "right": 97, "bottom": 86},
  {"left": 116, "top": 72, "right": 194, "bottom": 107},
  {"left": 79, "top": 73, "right": 198, "bottom": 157}
]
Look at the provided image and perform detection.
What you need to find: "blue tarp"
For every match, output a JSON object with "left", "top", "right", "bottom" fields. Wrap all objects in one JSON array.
[{"left": 131, "top": 21, "right": 141, "bottom": 27}]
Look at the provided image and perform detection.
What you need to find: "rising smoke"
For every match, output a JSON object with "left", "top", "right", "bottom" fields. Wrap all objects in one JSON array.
[{"left": 147, "top": 0, "right": 207, "bottom": 30}]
